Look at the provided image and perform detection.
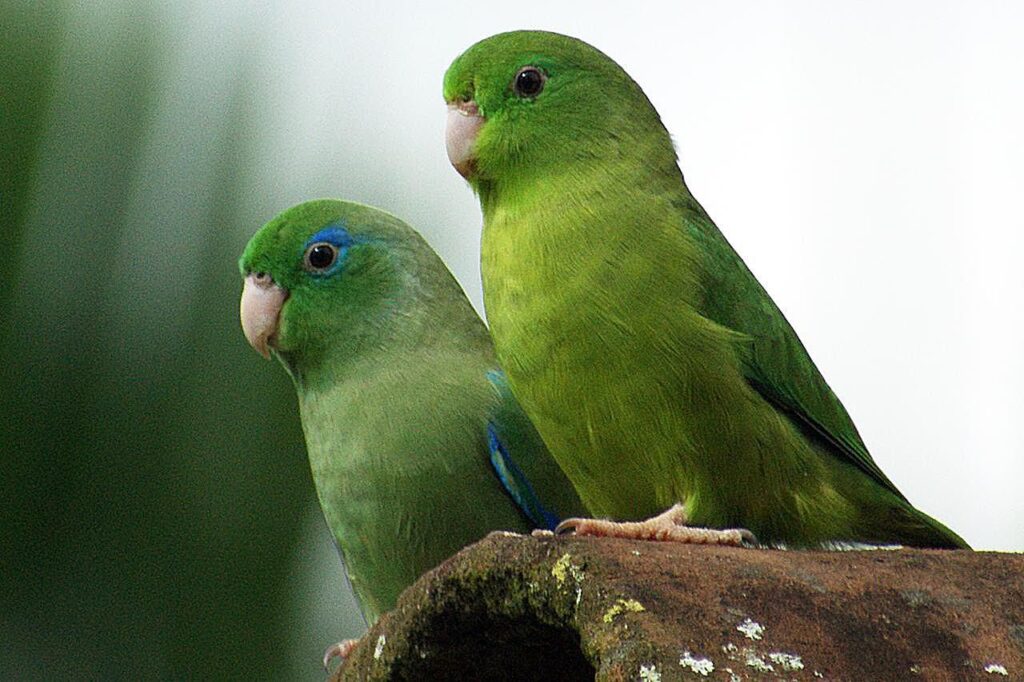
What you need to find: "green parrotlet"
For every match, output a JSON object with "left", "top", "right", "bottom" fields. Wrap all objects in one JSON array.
[
  {"left": 239, "top": 199, "right": 586, "bottom": 628},
  {"left": 443, "top": 31, "right": 967, "bottom": 549}
]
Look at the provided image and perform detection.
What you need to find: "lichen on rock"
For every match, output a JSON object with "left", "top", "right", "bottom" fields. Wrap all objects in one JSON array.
[{"left": 334, "top": 533, "right": 1024, "bottom": 681}]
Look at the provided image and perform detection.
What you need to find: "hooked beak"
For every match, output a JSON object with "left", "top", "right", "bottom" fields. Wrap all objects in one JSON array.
[
  {"left": 240, "top": 272, "right": 288, "bottom": 359},
  {"left": 445, "top": 100, "right": 483, "bottom": 178}
]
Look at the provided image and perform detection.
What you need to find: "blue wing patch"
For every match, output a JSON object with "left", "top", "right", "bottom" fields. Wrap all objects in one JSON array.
[{"left": 487, "top": 423, "right": 561, "bottom": 531}]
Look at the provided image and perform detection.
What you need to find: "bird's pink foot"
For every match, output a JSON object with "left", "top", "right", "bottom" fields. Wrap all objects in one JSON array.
[
  {"left": 555, "top": 503, "right": 757, "bottom": 547},
  {"left": 322, "top": 638, "right": 360, "bottom": 671}
]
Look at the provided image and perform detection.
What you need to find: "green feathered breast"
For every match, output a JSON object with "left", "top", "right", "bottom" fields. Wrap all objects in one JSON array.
[
  {"left": 444, "top": 31, "right": 967, "bottom": 549},
  {"left": 239, "top": 199, "right": 585, "bottom": 623}
]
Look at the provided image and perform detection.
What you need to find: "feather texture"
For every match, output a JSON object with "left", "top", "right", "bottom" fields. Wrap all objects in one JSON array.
[
  {"left": 444, "top": 31, "right": 967, "bottom": 549},
  {"left": 239, "top": 200, "right": 585, "bottom": 623}
]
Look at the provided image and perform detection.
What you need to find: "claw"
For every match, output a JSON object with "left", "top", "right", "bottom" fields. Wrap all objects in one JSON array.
[
  {"left": 738, "top": 528, "right": 759, "bottom": 547},
  {"left": 551, "top": 504, "right": 758, "bottom": 547},
  {"left": 554, "top": 518, "right": 580, "bottom": 536}
]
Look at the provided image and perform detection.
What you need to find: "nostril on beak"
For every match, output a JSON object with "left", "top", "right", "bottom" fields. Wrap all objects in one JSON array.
[
  {"left": 240, "top": 272, "right": 287, "bottom": 360},
  {"left": 446, "top": 101, "right": 484, "bottom": 178}
]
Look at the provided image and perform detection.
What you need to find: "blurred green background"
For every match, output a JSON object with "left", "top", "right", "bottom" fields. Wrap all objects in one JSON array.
[
  {"left": 4, "top": 1, "right": 1022, "bottom": 680},
  {"left": 1, "top": 2, "right": 368, "bottom": 679}
]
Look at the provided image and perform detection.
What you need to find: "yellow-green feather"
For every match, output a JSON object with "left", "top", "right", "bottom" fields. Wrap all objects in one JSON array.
[{"left": 446, "top": 31, "right": 967, "bottom": 548}]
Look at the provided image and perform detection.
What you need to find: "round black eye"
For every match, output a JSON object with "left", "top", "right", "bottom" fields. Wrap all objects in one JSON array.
[
  {"left": 513, "top": 66, "right": 545, "bottom": 98},
  {"left": 304, "top": 242, "right": 338, "bottom": 271}
]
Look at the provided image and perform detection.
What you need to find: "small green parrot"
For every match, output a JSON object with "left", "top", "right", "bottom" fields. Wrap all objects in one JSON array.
[
  {"left": 443, "top": 31, "right": 967, "bottom": 549},
  {"left": 238, "top": 199, "right": 586, "bottom": 630}
]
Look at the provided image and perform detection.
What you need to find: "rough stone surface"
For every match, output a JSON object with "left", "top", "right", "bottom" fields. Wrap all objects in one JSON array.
[{"left": 334, "top": 533, "right": 1023, "bottom": 681}]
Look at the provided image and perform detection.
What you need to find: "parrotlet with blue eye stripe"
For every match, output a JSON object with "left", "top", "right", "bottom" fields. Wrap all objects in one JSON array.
[{"left": 238, "top": 199, "right": 585, "bottom": 638}]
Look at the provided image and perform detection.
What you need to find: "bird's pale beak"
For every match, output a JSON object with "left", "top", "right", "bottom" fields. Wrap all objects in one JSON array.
[
  {"left": 240, "top": 273, "right": 288, "bottom": 359},
  {"left": 445, "top": 100, "right": 483, "bottom": 178}
]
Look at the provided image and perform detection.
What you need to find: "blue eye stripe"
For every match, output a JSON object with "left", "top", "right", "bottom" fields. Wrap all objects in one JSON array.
[
  {"left": 302, "top": 222, "right": 360, "bottom": 276},
  {"left": 304, "top": 223, "right": 354, "bottom": 250}
]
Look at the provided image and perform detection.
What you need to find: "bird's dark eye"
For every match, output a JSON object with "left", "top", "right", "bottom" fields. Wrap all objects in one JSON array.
[
  {"left": 513, "top": 66, "right": 545, "bottom": 98},
  {"left": 304, "top": 242, "right": 339, "bottom": 272}
]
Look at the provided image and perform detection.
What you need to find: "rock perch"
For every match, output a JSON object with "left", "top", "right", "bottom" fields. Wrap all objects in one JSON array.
[{"left": 334, "top": 533, "right": 1023, "bottom": 680}]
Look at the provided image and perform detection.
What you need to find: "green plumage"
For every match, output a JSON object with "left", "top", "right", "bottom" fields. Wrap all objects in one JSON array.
[
  {"left": 444, "top": 31, "right": 967, "bottom": 549},
  {"left": 239, "top": 199, "right": 584, "bottom": 623}
]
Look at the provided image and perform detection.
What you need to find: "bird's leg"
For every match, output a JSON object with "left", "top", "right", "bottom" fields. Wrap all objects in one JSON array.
[
  {"left": 554, "top": 503, "right": 757, "bottom": 547},
  {"left": 322, "top": 638, "right": 361, "bottom": 671}
]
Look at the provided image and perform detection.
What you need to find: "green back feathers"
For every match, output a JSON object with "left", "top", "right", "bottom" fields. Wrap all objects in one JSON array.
[{"left": 682, "top": 204, "right": 908, "bottom": 501}]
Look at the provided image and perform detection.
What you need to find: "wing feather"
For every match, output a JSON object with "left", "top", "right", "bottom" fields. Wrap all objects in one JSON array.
[{"left": 682, "top": 202, "right": 906, "bottom": 500}]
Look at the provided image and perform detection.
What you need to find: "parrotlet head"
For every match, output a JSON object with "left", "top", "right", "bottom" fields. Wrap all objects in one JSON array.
[
  {"left": 239, "top": 199, "right": 442, "bottom": 371},
  {"left": 443, "top": 30, "right": 676, "bottom": 186}
]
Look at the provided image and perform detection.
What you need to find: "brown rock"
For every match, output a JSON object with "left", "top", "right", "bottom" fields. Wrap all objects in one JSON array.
[{"left": 334, "top": 533, "right": 1023, "bottom": 681}]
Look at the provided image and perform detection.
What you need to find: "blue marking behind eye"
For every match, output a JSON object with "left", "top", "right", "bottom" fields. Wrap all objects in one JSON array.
[
  {"left": 304, "top": 223, "right": 354, "bottom": 250},
  {"left": 303, "top": 223, "right": 355, "bottom": 276}
]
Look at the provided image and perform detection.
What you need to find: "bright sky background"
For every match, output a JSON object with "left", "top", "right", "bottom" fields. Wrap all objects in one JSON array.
[{"left": 234, "top": 0, "right": 1023, "bottom": 554}]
